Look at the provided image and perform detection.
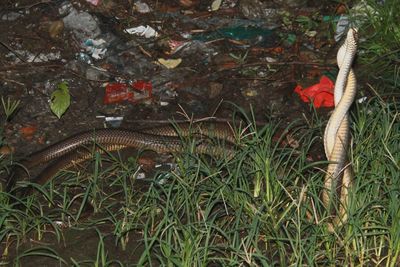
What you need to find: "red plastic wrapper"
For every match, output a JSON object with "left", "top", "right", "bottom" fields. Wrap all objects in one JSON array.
[
  {"left": 132, "top": 80, "right": 152, "bottom": 92},
  {"left": 104, "top": 81, "right": 152, "bottom": 104},
  {"left": 294, "top": 76, "right": 334, "bottom": 108}
]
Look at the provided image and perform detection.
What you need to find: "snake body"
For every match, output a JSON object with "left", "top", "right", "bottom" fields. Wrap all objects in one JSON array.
[
  {"left": 5, "top": 122, "right": 235, "bottom": 191},
  {"left": 322, "top": 28, "right": 358, "bottom": 220}
]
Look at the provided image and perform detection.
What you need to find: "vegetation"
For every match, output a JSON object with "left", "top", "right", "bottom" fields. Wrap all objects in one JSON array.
[
  {"left": 0, "top": 0, "right": 399, "bottom": 265},
  {"left": 356, "top": 0, "right": 400, "bottom": 92},
  {"left": 0, "top": 95, "right": 399, "bottom": 265}
]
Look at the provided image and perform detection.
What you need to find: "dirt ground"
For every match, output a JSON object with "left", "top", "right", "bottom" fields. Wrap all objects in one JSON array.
[{"left": 1, "top": 0, "right": 345, "bottom": 264}]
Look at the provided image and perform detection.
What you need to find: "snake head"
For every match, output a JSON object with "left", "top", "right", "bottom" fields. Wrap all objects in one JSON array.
[{"left": 337, "top": 28, "right": 358, "bottom": 67}]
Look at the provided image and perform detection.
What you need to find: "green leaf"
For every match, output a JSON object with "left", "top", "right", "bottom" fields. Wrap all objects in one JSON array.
[{"left": 50, "top": 81, "right": 70, "bottom": 119}]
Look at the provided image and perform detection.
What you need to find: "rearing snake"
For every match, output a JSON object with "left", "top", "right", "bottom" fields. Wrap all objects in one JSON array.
[{"left": 322, "top": 28, "right": 358, "bottom": 226}]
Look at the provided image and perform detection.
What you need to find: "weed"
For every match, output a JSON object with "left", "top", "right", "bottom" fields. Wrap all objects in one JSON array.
[
  {"left": 1, "top": 96, "right": 20, "bottom": 122},
  {"left": 354, "top": 0, "right": 400, "bottom": 91},
  {"left": 0, "top": 96, "right": 399, "bottom": 265}
]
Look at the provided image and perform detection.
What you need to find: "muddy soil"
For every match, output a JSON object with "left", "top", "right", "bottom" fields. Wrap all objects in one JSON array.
[{"left": 1, "top": 0, "right": 342, "bottom": 264}]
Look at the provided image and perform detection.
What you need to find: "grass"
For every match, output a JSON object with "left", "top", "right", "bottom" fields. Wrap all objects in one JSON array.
[
  {"left": 353, "top": 0, "right": 400, "bottom": 92},
  {"left": 1, "top": 96, "right": 20, "bottom": 122},
  {"left": 0, "top": 1, "right": 399, "bottom": 264},
  {"left": 0, "top": 95, "right": 398, "bottom": 266}
]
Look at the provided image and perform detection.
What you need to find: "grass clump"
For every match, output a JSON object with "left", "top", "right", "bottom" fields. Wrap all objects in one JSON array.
[
  {"left": 0, "top": 96, "right": 399, "bottom": 265},
  {"left": 351, "top": 0, "right": 400, "bottom": 92}
]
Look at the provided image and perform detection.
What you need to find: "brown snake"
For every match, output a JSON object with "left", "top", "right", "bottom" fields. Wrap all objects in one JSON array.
[
  {"left": 5, "top": 122, "right": 236, "bottom": 191},
  {"left": 322, "top": 28, "right": 358, "bottom": 226}
]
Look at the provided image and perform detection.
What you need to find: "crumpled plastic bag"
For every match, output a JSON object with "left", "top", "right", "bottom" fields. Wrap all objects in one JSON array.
[
  {"left": 294, "top": 76, "right": 334, "bottom": 108},
  {"left": 104, "top": 81, "right": 152, "bottom": 104}
]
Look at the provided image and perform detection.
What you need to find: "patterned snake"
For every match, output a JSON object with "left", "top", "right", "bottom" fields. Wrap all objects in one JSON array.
[
  {"left": 5, "top": 122, "right": 236, "bottom": 191},
  {"left": 322, "top": 28, "right": 358, "bottom": 223}
]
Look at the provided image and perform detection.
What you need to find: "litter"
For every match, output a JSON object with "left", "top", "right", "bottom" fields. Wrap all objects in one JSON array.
[
  {"left": 294, "top": 76, "right": 335, "bottom": 108},
  {"left": 124, "top": 25, "right": 159, "bottom": 38},
  {"left": 84, "top": 38, "right": 107, "bottom": 59},
  {"left": 104, "top": 81, "right": 152, "bottom": 104},
  {"left": 192, "top": 26, "right": 276, "bottom": 47}
]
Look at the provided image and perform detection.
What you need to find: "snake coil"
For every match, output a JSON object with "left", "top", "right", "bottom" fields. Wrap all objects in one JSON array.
[{"left": 322, "top": 28, "right": 358, "bottom": 228}]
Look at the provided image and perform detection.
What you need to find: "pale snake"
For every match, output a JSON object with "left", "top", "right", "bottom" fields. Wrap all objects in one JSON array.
[{"left": 322, "top": 28, "right": 358, "bottom": 227}]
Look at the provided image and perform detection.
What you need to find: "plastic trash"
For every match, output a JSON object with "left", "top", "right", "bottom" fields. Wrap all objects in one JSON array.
[
  {"left": 95, "top": 116, "right": 123, "bottom": 127},
  {"left": 166, "top": 40, "right": 189, "bottom": 54},
  {"left": 77, "top": 52, "right": 92, "bottom": 64},
  {"left": 84, "top": 38, "right": 107, "bottom": 59},
  {"left": 192, "top": 26, "right": 276, "bottom": 47},
  {"left": 125, "top": 25, "right": 159, "bottom": 38},
  {"left": 6, "top": 50, "right": 61, "bottom": 63},
  {"left": 104, "top": 81, "right": 152, "bottom": 104},
  {"left": 294, "top": 76, "right": 334, "bottom": 108}
]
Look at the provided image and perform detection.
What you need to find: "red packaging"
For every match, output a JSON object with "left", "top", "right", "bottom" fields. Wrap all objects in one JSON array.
[
  {"left": 294, "top": 76, "right": 335, "bottom": 108},
  {"left": 104, "top": 81, "right": 152, "bottom": 104}
]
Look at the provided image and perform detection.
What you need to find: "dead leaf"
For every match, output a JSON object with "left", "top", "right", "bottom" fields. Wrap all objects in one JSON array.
[{"left": 20, "top": 125, "right": 37, "bottom": 140}]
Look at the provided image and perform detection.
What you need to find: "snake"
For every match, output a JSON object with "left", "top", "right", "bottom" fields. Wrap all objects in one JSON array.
[
  {"left": 5, "top": 121, "right": 236, "bottom": 191},
  {"left": 322, "top": 28, "right": 358, "bottom": 223}
]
